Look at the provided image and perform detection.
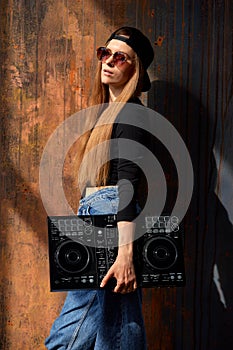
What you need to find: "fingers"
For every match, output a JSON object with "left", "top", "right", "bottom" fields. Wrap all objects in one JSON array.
[
  {"left": 113, "top": 279, "right": 137, "bottom": 294},
  {"left": 114, "top": 285, "right": 137, "bottom": 294},
  {"left": 100, "top": 260, "right": 138, "bottom": 294},
  {"left": 100, "top": 270, "right": 114, "bottom": 288},
  {"left": 101, "top": 273, "right": 137, "bottom": 293}
]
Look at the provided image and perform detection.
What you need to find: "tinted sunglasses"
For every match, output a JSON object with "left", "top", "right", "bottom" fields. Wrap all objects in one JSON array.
[{"left": 96, "top": 46, "right": 132, "bottom": 66}]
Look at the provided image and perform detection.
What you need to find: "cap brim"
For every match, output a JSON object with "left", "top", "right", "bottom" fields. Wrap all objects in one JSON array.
[{"left": 142, "top": 71, "right": 151, "bottom": 92}]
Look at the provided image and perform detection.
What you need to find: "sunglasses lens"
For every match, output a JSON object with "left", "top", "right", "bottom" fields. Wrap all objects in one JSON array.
[
  {"left": 97, "top": 47, "right": 111, "bottom": 61},
  {"left": 113, "top": 52, "right": 127, "bottom": 65}
]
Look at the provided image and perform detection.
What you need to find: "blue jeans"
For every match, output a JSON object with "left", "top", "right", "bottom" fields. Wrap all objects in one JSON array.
[{"left": 45, "top": 187, "right": 147, "bottom": 350}]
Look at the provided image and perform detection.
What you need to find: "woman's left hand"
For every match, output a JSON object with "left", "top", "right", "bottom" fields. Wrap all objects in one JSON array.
[
  {"left": 100, "top": 221, "right": 137, "bottom": 294},
  {"left": 100, "top": 246, "right": 137, "bottom": 293}
]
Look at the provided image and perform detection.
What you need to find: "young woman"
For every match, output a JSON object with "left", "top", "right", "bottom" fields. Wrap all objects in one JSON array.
[{"left": 45, "top": 26, "right": 154, "bottom": 350}]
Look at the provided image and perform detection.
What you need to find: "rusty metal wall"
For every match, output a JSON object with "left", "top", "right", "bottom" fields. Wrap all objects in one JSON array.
[{"left": 0, "top": 1, "right": 232, "bottom": 349}]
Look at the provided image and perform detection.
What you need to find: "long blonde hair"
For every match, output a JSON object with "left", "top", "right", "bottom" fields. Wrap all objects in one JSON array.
[{"left": 76, "top": 33, "right": 145, "bottom": 193}]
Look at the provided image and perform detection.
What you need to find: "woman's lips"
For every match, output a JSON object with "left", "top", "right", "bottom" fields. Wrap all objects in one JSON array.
[{"left": 103, "top": 69, "right": 113, "bottom": 76}]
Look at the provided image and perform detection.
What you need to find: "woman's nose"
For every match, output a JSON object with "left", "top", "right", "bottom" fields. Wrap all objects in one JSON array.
[{"left": 105, "top": 55, "right": 115, "bottom": 66}]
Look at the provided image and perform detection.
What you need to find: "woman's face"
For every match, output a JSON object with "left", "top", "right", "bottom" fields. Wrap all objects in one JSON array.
[{"left": 100, "top": 39, "right": 135, "bottom": 94}]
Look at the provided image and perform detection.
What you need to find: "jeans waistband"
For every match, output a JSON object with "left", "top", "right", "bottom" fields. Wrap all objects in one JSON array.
[{"left": 84, "top": 185, "right": 117, "bottom": 197}]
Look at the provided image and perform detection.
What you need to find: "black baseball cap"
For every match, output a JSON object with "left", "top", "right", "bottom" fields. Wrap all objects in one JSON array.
[{"left": 106, "top": 27, "right": 154, "bottom": 91}]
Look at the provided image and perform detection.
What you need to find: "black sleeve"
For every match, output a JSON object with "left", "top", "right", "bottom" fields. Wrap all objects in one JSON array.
[{"left": 111, "top": 119, "right": 146, "bottom": 222}]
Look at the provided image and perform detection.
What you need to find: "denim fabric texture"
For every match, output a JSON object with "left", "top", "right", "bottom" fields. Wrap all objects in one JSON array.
[
  {"left": 45, "top": 187, "right": 147, "bottom": 350},
  {"left": 78, "top": 187, "right": 119, "bottom": 216}
]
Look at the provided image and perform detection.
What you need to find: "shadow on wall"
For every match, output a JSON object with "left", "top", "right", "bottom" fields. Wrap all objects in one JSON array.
[{"left": 148, "top": 79, "right": 233, "bottom": 349}]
